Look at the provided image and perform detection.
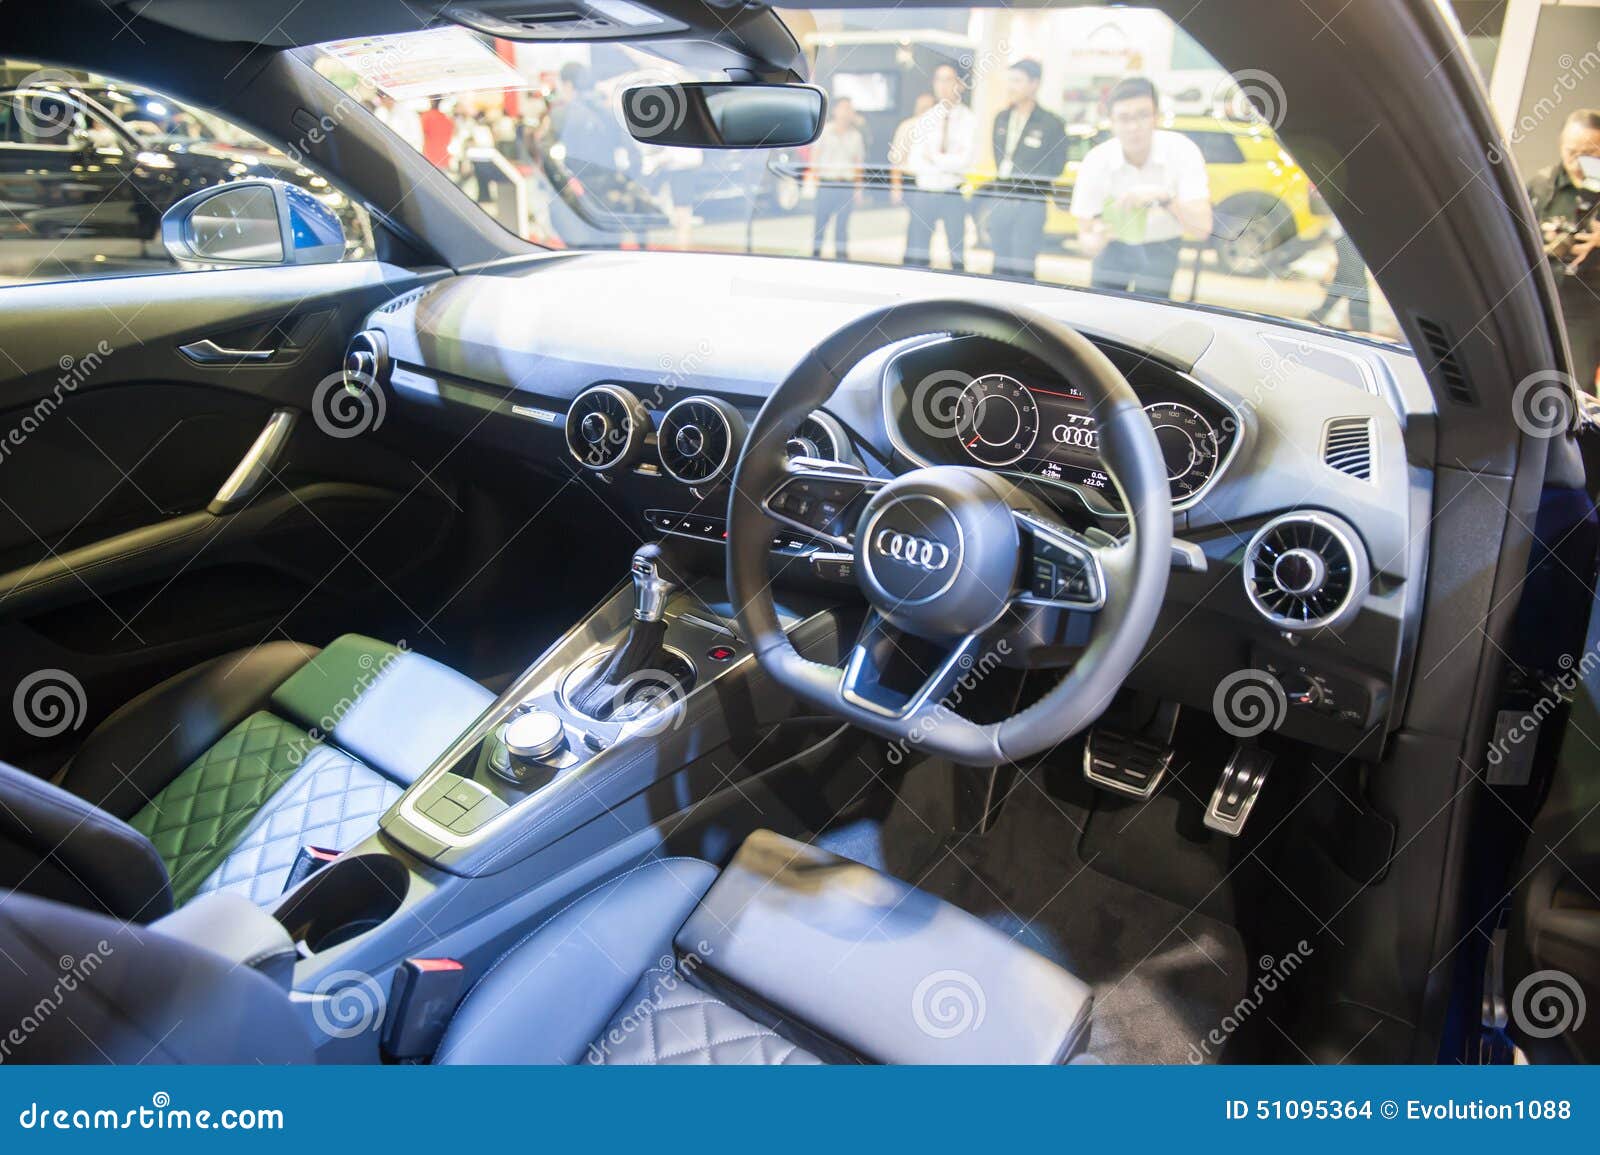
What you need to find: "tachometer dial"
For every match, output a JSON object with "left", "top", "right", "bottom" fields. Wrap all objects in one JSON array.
[
  {"left": 955, "top": 374, "right": 1040, "bottom": 468},
  {"left": 1143, "top": 402, "right": 1220, "bottom": 500}
]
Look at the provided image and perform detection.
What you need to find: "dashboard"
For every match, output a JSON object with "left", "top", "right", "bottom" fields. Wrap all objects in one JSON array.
[{"left": 353, "top": 249, "right": 1432, "bottom": 758}]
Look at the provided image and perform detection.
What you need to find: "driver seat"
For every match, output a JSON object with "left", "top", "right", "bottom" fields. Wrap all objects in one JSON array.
[{"left": 0, "top": 831, "right": 1094, "bottom": 1065}]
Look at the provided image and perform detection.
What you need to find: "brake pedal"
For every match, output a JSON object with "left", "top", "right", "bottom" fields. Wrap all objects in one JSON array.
[
  {"left": 1204, "top": 744, "right": 1274, "bottom": 836},
  {"left": 1083, "top": 702, "right": 1179, "bottom": 799}
]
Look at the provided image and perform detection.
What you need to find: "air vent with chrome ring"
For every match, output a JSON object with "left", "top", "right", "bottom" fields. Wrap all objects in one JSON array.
[
  {"left": 343, "top": 330, "right": 389, "bottom": 395},
  {"left": 787, "top": 410, "right": 850, "bottom": 463},
  {"left": 658, "top": 395, "right": 746, "bottom": 486},
  {"left": 1243, "top": 511, "right": 1368, "bottom": 632},
  {"left": 565, "top": 385, "right": 652, "bottom": 472}
]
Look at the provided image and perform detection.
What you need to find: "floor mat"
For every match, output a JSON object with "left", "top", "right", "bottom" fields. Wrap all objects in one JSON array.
[{"left": 815, "top": 765, "right": 1248, "bottom": 1064}]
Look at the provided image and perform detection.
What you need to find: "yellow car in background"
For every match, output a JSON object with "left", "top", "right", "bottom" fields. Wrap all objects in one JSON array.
[{"left": 974, "top": 115, "right": 1333, "bottom": 277}]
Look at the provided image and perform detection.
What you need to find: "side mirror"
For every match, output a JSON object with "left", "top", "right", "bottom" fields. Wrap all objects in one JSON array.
[
  {"left": 160, "top": 179, "right": 345, "bottom": 268},
  {"left": 619, "top": 83, "right": 825, "bottom": 150}
]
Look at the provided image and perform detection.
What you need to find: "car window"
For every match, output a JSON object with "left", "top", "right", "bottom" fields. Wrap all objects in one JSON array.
[
  {"left": 307, "top": 8, "right": 1396, "bottom": 341},
  {"left": 1188, "top": 131, "right": 1245, "bottom": 165},
  {"left": 0, "top": 63, "right": 373, "bottom": 288}
]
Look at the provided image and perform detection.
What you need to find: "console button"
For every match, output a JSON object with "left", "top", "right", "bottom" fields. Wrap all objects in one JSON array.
[
  {"left": 444, "top": 779, "right": 484, "bottom": 811},
  {"left": 424, "top": 797, "right": 466, "bottom": 826}
]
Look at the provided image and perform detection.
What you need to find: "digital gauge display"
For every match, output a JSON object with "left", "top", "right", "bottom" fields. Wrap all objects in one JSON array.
[{"left": 956, "top": 375, "right": 1225, "bottom": 503}]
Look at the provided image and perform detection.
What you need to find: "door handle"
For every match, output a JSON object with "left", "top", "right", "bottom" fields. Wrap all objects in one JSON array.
[
  {"left": 209, "top": 409, "right": 297, "bottom": 515},
  {"left": 179, "top": 338, "right": 277, "bottom": 364}
]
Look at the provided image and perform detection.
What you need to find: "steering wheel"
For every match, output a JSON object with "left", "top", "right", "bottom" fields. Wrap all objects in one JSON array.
[{"left": 727, "top": 300, "right": 1172, "bottom": 765}]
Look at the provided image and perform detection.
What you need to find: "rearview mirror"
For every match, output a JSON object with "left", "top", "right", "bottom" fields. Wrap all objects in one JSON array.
[
  {"left": 160, "top": 179, "right": 345, "bottom": 268},
  {"left": 619, "top": 83, "right": 825, "bottom": 149}
]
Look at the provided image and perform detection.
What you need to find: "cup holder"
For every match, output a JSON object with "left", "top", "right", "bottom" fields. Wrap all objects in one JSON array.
[{"left": 274, "top": 854, "right": 409, "bottom": 953}]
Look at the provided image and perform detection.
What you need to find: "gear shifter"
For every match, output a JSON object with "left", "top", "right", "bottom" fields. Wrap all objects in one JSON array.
[{"left": 568, "top": 542, "right": 686, "bottom": 719}]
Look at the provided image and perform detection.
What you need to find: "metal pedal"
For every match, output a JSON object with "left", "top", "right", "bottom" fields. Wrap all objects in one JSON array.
[
  {"left": 1204, "top": 744, "right": 1274, "bottom": 836},
  {"left": 1083, "top": 702, "right": 1179, "bottom": 799}
]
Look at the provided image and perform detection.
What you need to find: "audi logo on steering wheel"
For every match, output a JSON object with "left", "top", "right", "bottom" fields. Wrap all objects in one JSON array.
[{"left": 874, "top": 529, "right": 952, "bottom": 572}]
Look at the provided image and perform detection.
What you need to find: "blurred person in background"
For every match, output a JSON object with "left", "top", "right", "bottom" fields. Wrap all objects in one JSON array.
[
  {"left": 987, "top": 59, "right": 1066, "bottom": 280},
  {"left": 1071, "top": 76, "right": 1211, "bottom": 299},
  {"left": 809, "top": 96, "right": 865, "bottom": 260},
  {"left": 373, "top": 92, "right": 423, "bottom": 152},
  {"left": 889, "top": 92, "right": 935, "bottom": 206},
  {"left": 1307, "top": 221, "right": 1371, "bottom": 333},
  {"left": 1529, "top": 109, "right": 1600, "bottom": 393},
  {"left": 419, "top": 96, "right": 455, "bottom": 170},
  {"left": 903, "top": 64, "right": 975, "bottom": 271}
]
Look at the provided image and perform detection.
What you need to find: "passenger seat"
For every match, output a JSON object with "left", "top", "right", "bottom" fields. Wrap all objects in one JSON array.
[{"left": 0, "top": 635, "right": 492, "bottom": 921}]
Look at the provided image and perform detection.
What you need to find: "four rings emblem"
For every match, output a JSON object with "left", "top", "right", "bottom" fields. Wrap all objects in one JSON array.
[{"left": 874, "top": 529, "right": 952, "bottom": 572}]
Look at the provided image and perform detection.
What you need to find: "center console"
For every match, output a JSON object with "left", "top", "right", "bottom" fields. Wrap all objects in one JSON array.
[{"left": 269, "top": 539, "right": 856, "bottom": 1057}]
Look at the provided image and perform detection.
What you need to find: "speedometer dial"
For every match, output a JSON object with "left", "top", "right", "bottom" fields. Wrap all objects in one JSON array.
[
  {"left": 955, "top": 374, "right": 1040, "bottom": 467},
  {"left": 1144, "top": 402, "right": 1220, "bottom": 500}
]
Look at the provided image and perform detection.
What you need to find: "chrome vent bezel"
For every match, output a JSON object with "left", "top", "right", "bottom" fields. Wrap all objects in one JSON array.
[
  {"left": 564, "top": 384, "right": 648, "bottom": 472},
  {"left": 788, "top": 410, "right": 846, "bottom": 462},
  {"left": 658, "top": 396, "right": 743, "bottom": 485},
  {"left": 343, "top": 330, "right": 389, "bottom": 394},
  {"left": 1243, "top": 511, "right": 1368, "bottom": 632},
  {"left": 1322, "top": 417, "right": 1375, "bottom": 482}
]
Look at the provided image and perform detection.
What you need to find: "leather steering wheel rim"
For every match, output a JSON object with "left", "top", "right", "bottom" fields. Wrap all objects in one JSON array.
[{"left": 726, "top": 299, "right": 1171, "bottom": 765}]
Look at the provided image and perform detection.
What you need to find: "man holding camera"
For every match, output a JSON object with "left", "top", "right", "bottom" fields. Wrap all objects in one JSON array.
[{"left": 1529, "top": 109, "right": 1600, "bottom": 393}]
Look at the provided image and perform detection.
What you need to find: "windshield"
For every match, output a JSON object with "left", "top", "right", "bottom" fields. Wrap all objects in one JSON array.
[{"left": 310, "top": 6, "right": 1396, "bottom": 341}]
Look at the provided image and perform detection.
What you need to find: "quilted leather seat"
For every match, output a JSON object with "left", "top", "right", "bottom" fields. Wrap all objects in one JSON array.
[
  {"left": 0, "top": 830, "right": 1096, "bottom": 1065},
  {"left": 0, "top": 634, "right": 492, "bottom": 922},
  {"left": 434, "top": 830, "right": 1095, "bottom": 1065}
]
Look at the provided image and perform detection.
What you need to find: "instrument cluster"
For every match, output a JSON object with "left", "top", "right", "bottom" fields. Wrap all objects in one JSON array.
[{"left": 885, "top": 337, "right": 1240, "bottom": 512}]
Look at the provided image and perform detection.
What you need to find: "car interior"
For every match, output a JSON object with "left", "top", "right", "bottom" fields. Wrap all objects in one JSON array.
[{"left": 0, "top": 0, "right": 1596, "bottom": 1067}]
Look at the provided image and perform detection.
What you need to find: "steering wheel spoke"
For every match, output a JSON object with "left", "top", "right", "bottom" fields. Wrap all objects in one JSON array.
[
  {"left": 840, "top": 612, "right": 981, "bottom": 720},
  {"left": 1011, "top": 510, "right": 1113, "bottom": 613},
  {"left": 762, "top": 456, "right": 885, "bottom": 549}
]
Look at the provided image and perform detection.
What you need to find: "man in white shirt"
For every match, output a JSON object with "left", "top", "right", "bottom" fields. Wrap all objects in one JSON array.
[
  {"left": 902, "top": 63, "right": 976, "bottom": 272},
  {"left": 1070, "top": 76, "right": 1212, "bottom": 299}
]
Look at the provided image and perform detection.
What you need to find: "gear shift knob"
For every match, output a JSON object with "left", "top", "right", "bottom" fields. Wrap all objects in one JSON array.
[{"left": 630, "top": 542, "right": 679, "bottom": 622}]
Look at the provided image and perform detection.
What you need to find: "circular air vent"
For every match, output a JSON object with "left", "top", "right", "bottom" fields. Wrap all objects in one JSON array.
[
  {"left": 787, "top": 410, "right": 848, "bottom": 463},
  {"left": 1243, "top": 512, "right": 1368, "bottom": 631},
  {"left": 658, "top": 396, "right": 745, "bottom": 485},
  {"left": 565, "top": 385, "right": 650, "bottom": 472},
  {"left": 343, "top": 330, "right": 389, "bottom": 395}
]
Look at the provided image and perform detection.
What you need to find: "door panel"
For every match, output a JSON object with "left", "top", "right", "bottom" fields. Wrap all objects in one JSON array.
[
  {"left": 0, "top": 261, "right": 464, "bottom": 768},
  {"left": 1506, "top": 583, "right": 1600, "bottom": 1064}
]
